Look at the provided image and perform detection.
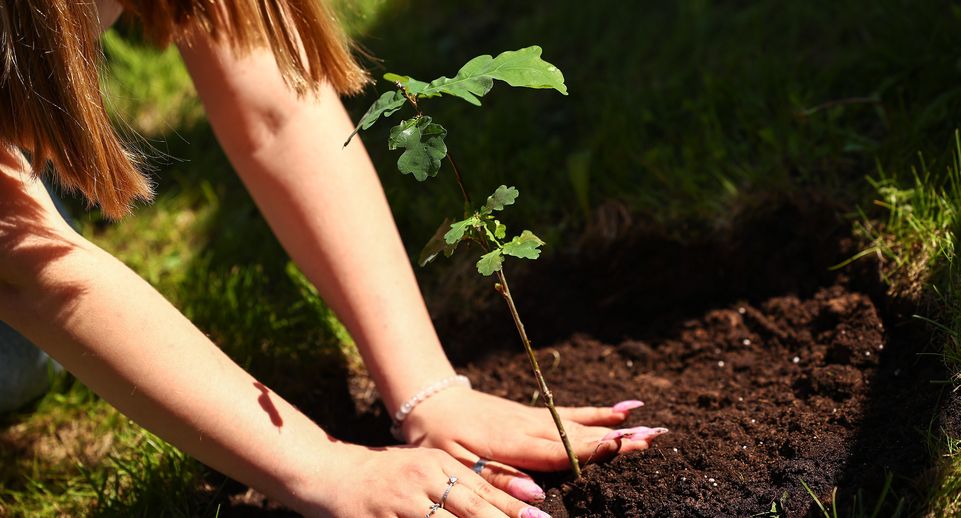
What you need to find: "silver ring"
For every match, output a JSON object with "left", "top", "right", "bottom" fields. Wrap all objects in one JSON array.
[
  {"left": 426, "top": 476, "right": 458, "bottom": 516},
  {"left": 472, "top": 458, "right": 488, "bottom": 474},
  {"left": 440, "top": 475, "right": 458, "bottom": 508}
]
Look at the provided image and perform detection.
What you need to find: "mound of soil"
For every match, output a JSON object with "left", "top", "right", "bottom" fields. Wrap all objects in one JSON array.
[{"left": 463, "top": 283, "right": 940, "bottom": 516}]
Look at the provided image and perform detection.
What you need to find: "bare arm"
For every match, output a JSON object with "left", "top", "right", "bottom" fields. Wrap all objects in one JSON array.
[
  {"left": 0, "top": 148, "right": 340, "bottom": 513},
  {"left": 177, "top": 30, "right": 663, "bottom": 499},
  {"left": 177, "top": 38, "right": 455, "bottom": 414},
  {"left": 0, "top": 146, "right": 533, "bottom": 517}
]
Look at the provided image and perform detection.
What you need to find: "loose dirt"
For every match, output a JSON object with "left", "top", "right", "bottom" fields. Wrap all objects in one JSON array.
[
  {"left": 464, "top": 284, "right": 940, "bottom": 516},
  {"left": 222, "top": 200, "right": 947, "bottom": 517}
]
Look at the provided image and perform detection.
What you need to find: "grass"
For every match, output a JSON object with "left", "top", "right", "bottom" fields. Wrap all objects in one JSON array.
[
  {"left": 832, "top": 132, "right": 961, "bottom": 516},
  {"left": 3, "top": 0, "right": 961, "bottom": 515},
  {"left": 798, "top": 474, "right": 905, "bottom": 518}
]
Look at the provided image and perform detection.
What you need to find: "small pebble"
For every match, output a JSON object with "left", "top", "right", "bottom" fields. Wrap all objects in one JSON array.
[
  {"left": 718, "top": 361, "right": 726, "bottom": 367},
  {"left": 682, "top": 477, "right": 686, "bottom": 481},
  {"left": 738, "top": 307, "right": 746, "bottom": 314},
  {"left": 738, "top": 397, "right": 744, "bottom": 402},
  {"left": 626, "top": 360, "right": 634, "bottom": 368},
  {"left": 742, "top": 445, "right": 747, "bottom": 449},
  {"left": 792, "top": 356, "right": 800, "bottom": 364},
  {"left": 708, "top": 478, "right": 715, "bottom": 483},
  {"left": 865, "top": 351, "right": 871, "bottom": 356},
  {"left": 750, "top": 419, "right": 756, "bottom": 423},
  {"left": 655, "top": 470, "right": 659, "bottom": 474},
  {"left": 713, "top": 482, "right": 718, "bottom": 487},
  {"left": 742, "top": 338, "right": 751, "bottom": 346},
  {"left": 673, "top": 447, "right": 678, "bottom": 453}
]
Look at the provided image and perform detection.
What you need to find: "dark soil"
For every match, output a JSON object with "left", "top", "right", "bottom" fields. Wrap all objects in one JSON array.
[
  {"left": 221, "top": 199, "right": 947, "bottom": 517},
  {"left": 465, "top": 285, "right": 940, "bottom": 517}
]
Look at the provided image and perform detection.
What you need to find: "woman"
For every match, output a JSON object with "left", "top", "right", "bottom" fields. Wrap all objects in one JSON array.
[{"left": 0, "top": 1, "right": 665, "bottom": 516}]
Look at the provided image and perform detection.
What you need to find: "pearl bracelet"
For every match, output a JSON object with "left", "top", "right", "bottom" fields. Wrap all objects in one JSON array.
[{"left": 391, "top": 374, "right": 471, "bottom": 441}]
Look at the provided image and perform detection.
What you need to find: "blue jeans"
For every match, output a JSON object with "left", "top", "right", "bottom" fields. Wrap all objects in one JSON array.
[
  {"left": 0, "top": 322, "right": 58, "bottom": 413},
  {"left": 0, "top": 177, "right": 70, "bottom": 413}
]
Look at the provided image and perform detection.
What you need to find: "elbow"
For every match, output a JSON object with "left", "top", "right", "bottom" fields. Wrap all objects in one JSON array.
[
  {"left": 0, "top": 149, "right": 95, "bottom": 322},
  {"left": 0, "top": 227, "right": 92, "bottom": 321},
  {"left": 221, "top": 103, "right": 295, "bottom": 160}
]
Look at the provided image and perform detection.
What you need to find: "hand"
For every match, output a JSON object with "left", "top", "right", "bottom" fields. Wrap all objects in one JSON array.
[
  {"left": 398, "top": 388, "right": 668, "bottom": 503},
  {"left": 306, "top": 442, "right": 550, "bottom": 518}
]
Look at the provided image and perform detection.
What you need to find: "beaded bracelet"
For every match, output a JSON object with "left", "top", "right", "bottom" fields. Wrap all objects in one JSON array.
[{"left": 391, "top": 374, "right": 471, "bottom": 441}]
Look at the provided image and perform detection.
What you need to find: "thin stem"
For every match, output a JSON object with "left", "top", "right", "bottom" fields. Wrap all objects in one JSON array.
[
  {"left": 404, "top": 90, "right": 580, "bottom": 476},
  {"left": 445, "top": 153, "right": 472, "bottom": 210},
  {"left": 495, "top": 269, "right": 582, "bottom": 478}
]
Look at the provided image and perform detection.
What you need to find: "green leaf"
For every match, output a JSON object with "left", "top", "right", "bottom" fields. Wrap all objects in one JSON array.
[
  {"left": 343, "top": 90, "right": 406, "bottom": 146},
  {"left": 443, "top": 215, "right": 479, "bottom": 244},
  {"left": 501, "top": 230, "right": 545, "bottom": 260},
  {"left": 476, "top": 249, "right": 504, "bottom": 276},
  {"left": 482, "top": 185, "right": 519, "bottom": 213},
  {"left": 422, "top": 46, "right": 567, "bottom": 106},
  {"left": 384, "top": 73, "right": 432, "bottom": 97},
  {"left": 388, "top": 117, "right": 448, "bottom": 181},
  {"left": 492, "top": 220, "right": 507, "bottom": 240}
]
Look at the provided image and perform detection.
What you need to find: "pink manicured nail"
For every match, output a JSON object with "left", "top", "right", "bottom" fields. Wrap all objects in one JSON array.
[
  {"left": 520, "top": 507, "right": 552, "bottom": 518},
  {"left": 612, "top": 400, "right": 644, "bottom": 412},
  {"left": 601, "top": 426, "right": 663, "bottom": 441},
  {"left": 628, "top": 427, "right": 669, "bottom": 441},
  {"left": 507, "top": 478, "right": 546, "bottom": 503}
]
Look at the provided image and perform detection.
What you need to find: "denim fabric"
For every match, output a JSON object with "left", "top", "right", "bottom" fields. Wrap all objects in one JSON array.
[
  {"left": 0, "top": 175, "right": 71, "bottom": 413},
  {"left": 0, "top": 322, "right": 55, "bottom": 413}
]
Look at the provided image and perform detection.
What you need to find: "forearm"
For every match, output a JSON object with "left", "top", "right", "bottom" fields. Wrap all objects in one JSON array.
[
  {"left": 0, "top": 215, "right": 340, "bottom": 512},
  {"left": 179, "top": 42, "right": 456, "bottom": 414}
]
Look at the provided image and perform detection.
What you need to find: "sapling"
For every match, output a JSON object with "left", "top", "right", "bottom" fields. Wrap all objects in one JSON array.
[{"left": 343, "top": 46, "right": 582, "bottom": 477}]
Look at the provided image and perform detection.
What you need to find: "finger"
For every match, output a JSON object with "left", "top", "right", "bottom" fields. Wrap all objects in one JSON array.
[
  {"left": 556, "top": 400, "right": 643, "bottom": 426},
  {"left": 601, "top": 426, "right": 670, "bottom": 454},
  {"left": 531, "top": 421, "right": 611, "bottom": 441},
  {"left": 500, "top": 427, "right": 670, "bottom": 472},
  {"left": 448, "top": 467, "right": 550, "bottom": 518},
  {"left": 443, "top": 443, "right": 547, "bottom": 505},
  {"left": 435, "top": 473, "right": 512, "bottom": 518},
  {"left": 498, "top": 437, "right": 619, "bottom": 472},
  {"left": 478, "top": 459, "right": 546, "bottom": 504}
]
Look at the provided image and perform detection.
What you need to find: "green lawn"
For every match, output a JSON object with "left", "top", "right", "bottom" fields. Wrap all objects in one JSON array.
[{"left": 3, "top": 1, "right": 961, "bottom": 515}]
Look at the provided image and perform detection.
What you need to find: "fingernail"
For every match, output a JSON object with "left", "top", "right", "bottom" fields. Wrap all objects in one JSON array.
[
  {"left": 520, "top": 507, "right": 552, "bottom": 518},
  {"left": 601, "top": 426, "right": 663, "bottom": 441},
  {"left": 628, "top": 427, "right": 669, "bottom": 441},
  {"left": 508, "top": 478, "right": 546, "bottom": 503},
  {"left": 612, "top": 400, "right": 644, "bottom": 412}
]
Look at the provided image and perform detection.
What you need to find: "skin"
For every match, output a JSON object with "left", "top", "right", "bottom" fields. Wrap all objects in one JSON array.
[{"left": 0, "top": 1, "right": 668, "bottom": 515}]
